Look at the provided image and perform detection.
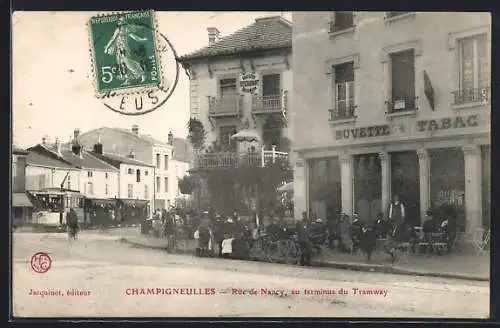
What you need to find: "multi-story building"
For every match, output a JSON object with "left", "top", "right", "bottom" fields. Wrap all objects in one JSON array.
[
  {"left": 179, "top": 15, "right": 293, "bottom": 162},
  {"left": 292, "top": 12, "right": 490, "bottom": 236},
  {"left": 12, "top": 148, "right": 33, "bottom": 224},
  {"left": 27, "top": 132, "right": 119, "bottom": 199},
  {"left": 178, "top": 15, "right": 293, "bottom": 210},
  {"left": 76, "top": 126, "right": 191, "bottom": 209},
  {"left": 89, "top": 141, "right": 156, "bottom": 218}
]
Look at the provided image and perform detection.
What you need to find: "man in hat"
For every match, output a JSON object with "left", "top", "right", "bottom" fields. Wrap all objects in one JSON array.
[
  {"left": 388, "top": 194, "right": 405, "bottom": 228},
  {"left": 296, "top": 217, "right": 312, "bottom": 266}
]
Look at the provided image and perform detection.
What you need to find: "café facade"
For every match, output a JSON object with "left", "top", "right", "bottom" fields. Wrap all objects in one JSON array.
[
  {"left": 291, "top": 12, "right": 491, "bottom": 235},
  {"left": 295, "top": 111, "right": 490, "bottom": 235}
]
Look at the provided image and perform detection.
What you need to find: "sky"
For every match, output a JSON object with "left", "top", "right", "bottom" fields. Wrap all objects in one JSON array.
[{"left": 12, "top": 11, "right": 292, "bottom": 149}]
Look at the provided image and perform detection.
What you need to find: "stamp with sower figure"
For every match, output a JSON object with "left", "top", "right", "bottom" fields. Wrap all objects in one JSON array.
[{"left": 88, "top": 10, "right": 178, "bottom": 115}]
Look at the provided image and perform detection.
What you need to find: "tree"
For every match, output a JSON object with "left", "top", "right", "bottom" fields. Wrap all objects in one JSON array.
[
  {"left": 187, "top": 118, "right": 206, "bottom": 150},
  {"left": 201, "top": 156, "right": 293, "bottom": 216},
  {"left": 178, "top": 175, "right": 196, "bottom": 195},
  {"left": 262, "top": 115, "right": 288, "bottom": 151}
]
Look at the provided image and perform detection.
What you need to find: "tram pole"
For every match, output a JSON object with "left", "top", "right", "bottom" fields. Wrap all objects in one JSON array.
[{"left": 60, "top": 169, "right": 72, "bottom": 227}]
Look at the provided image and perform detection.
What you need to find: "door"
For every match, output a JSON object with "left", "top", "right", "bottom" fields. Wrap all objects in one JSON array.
[
  {"left": 262, "top": 74, "right": 281, "bottom": 110},
  {"left": 391, "top": 49, "right": 415, "bottom": 110},
  {"left": 391, "top": 151, "right": 420, "bottom": 226}
]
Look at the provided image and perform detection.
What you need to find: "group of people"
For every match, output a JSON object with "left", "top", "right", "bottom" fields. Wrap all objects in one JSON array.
[
  {"left": 192, "top": 194, "right": 458, "bottom": 266},
  {"left": 326, "top": 195, "right": 457, "bottom": 262},
  {"left": 193, "top": 210, "right": 330, "bottom": 266},
  {"left": 194, "top": 212, "right": 252, "bottom": 259},
  {"left": 152, "top": 208, "right": 183, "bottom": 252}
]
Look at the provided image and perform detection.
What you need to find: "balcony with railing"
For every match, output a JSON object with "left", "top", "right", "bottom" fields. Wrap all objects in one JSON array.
[
  {"left": 384, "top": 12, "right": 415, "bottom": 22},
  {"left": 452, "top": 87, "right": 490, "bottom": 107},
  {"left": 208, "top": 95, "right": 243, "bottom": 118},
  {"left": 192, "top": 146, "right": 289, "bottom": 171},
  {"left": 329, "top": 103, "right": 357, "bottom": 123},
  {"left": 252, "top": 90, "right": 288, "bottom": 116},
  {"left": 385, "top": 96, "right": 419, "bottom": 117}
]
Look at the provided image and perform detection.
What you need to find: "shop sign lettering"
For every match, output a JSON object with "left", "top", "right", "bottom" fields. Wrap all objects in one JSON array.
[
  {"left": 417, "top": 114, "right": 478, "bottom": 132},
  {"left": 240, "top": 73, "right": 259, "bottom": 94},
  {"left": 335, "top": 125, "right": 391, "bottom": 140}
]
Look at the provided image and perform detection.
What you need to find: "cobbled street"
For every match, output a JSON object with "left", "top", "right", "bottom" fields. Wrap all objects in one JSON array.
[{"left": 12, "top": 231, "right": 489, "bottom": 318}]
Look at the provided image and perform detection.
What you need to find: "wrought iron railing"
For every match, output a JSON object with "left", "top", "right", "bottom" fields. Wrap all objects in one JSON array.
[
  {"left": 329, "top": 20, "right": 354, "bottom": 33},
  {"left": 193, "top": 147, "right": 289, "bottom": 170},
  {"left": 208, "top": 95, "right": 243, "bottom": 117},
  {"left": 252, "top": 91, "right": 287, "bottom": 114},
  {"left": 385, "top": 96, "right": 419, "bottom": 114},
  {"left": 452, "top": 87, "right": 490, "bottom": 106},
  {"left": 329, "top": 104, "right": 357, "bottom": 121}
]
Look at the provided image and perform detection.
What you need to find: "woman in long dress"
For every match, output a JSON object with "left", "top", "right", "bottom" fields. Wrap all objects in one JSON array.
[{"left": 104, "top": 17, "right": 148, "bottom": 85}]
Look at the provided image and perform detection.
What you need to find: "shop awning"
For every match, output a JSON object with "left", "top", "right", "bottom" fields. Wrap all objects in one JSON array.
[
  {"left": 85, "top": 198, "right": 117, "bottom": 207},
  {"left": 12, "top": 192, "right": 33, "bottom": 207},
  {"left": 118, "top": 199, "right": 150, "bottom": 207}
]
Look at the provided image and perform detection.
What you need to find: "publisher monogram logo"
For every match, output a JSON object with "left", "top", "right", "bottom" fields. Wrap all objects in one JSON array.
[{"left": 30, "top": 252, "right": 52, "bottom": 274}]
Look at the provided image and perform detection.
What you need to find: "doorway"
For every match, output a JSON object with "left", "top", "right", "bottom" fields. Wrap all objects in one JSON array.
[{"left": 391, "top": 151, "right": 420, "bottom": 226}]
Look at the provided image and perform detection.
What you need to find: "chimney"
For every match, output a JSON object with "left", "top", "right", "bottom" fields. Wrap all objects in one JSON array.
[
  {"left": 207, "top": 27, "right": 220, "bottom": 45},
  {"left": 73, "top": 129, "right": 80, "bottom": 143},
  {"left": 93, "top": 140, "right": 103, "bottom": 155},
  {"left": 55, "top": 138, "right": 62, "bottom": 156},
  {"left": 93, "top": 135, "right": 103, "bottom": 154},
  {"left": 42, "top": 136, "right": 47, "bottom": 145},
  {"left": 71, "top": 143, "right": 81, "bottom": 156},
  {"left": 128, "top": 150, "right": 135, "bottom": 159},
  {"left": 168, "top": 131, "right": 174, "bottom": 145},
  {"left": 131, "top": 125, "right": 139, "bottom": 135}
]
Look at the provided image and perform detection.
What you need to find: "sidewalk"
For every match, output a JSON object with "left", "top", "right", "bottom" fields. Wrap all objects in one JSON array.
[{"left": 119, "top": 234, "right": 490, "bottom": 282}]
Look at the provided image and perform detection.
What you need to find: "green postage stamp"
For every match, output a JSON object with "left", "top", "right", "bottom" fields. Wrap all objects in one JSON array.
[{"left": 88, "top": 10, "right": 164, "bottom": 96}]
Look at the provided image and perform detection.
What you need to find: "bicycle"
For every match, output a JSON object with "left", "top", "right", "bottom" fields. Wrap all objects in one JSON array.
[
  {"left": 262, "top": 237, "right": 284, "bottom": 263},
  {"left": 68, "top": 226, "right": 78, "bottom": 241},
  {"left": 283, "top": 235, "right": 301, "bottom": 264}
]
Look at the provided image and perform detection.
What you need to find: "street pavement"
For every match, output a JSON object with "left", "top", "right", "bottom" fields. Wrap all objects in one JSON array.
[{"left": 12, "top": 231, "right": 490, "bottom": 318}]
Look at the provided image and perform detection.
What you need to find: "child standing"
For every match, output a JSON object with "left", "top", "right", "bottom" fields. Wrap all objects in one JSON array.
[{"left": 221, "top": 233, "right": 234, "bottom": 259}]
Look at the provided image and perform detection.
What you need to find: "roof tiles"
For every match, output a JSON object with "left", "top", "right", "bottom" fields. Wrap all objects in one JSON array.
[
  {"left": 90, "top": 152, "right": 155, "bottom": 168},
  {"left": 179, "top": 16, "right": 292, "bottom": 61}
]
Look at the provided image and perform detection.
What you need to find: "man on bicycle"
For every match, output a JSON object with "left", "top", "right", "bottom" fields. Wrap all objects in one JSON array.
[{"left": 66, "top": 208, "right": 79, "bottom": 239}]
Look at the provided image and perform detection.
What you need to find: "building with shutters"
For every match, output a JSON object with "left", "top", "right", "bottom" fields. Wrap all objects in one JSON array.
[
  {"left": 292, "top": 12, "right": 490, "bottom": 237},
  {"left": 26, "top": 134, "right": 119, "bottom": 199},
  {"left": 178, "top": 15, "right": 294, "bottom": 210},
  {"left": 74, "top": 126, "right": 191, "bottom": 210}
]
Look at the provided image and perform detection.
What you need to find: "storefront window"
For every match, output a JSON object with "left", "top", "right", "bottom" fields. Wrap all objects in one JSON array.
[
  {"left": 481, "top": 145, "right": 490, "bottom": 229},
  {"left": 391, "top": 151, "right": 420, "bottom": 226},
  {"left": 429, "top": 148, "right": 465, "bottom": 231},
  {"left": 353, "top": 154, "right": 381, "bottom": 222},
  {"left": 308, "top": 157, "right": 341, "bottom": 221}
]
